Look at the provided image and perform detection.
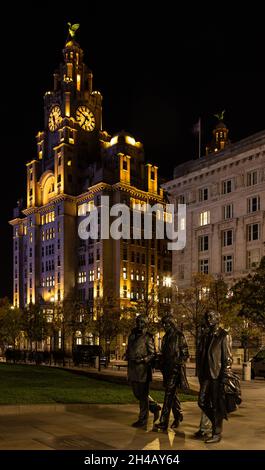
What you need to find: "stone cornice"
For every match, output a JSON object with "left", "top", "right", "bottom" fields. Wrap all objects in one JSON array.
[
  {"left": 76, "top": 183, "right": 112, "bottom": 203},
  {"left": 22, "top": 194, "right": 76, "bottom": 216},
  {"left": 8, "top": 218, "right": 25, "bottom": 226},
  {"left": 112, "top": 182, "right": 164, "bottom": 202}
]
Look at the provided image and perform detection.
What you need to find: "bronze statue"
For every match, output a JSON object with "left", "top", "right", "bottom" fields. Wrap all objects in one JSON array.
[
  {"left": 198, "top": 310, "right": 232, "bottom": 443},
  {"left": 67, "top": 23, "right": 80, "bottom": 39},
  {"left": 153, "top": 314, "right": 189, "bottom": 432},
  {"left": 194, "top": 411, "right": 212, "bottom": 439},
  {"left": 126, "top": 314, "right": 161, "bottom": 428},
  {"left": 214, "top": 110, "right": 225, "bottom": 121}
]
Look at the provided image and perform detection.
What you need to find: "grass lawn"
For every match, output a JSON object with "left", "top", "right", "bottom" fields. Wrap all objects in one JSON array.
[{"left": 0, "top": 363, "right": 197, "bottom": 405}]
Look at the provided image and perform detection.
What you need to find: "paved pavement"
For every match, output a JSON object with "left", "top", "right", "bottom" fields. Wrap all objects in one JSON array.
[{"left": 0, "top": 379, "right": 264, "bottom": 450}]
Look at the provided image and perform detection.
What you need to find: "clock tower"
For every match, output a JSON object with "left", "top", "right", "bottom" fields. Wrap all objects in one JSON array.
[{"left": 36, "top": 27, "right": 103, "bottom": 197}]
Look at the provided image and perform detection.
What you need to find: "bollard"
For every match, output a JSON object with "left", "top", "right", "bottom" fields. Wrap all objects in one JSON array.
[{"left": 242, "top": 361, "right": 251, "bottom": 381}]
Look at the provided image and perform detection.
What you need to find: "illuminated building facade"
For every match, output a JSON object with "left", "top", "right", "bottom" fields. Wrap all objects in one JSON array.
[
  {"left": 164, "top": 118, "right": 265, "bottom": 288},
  {"left": 9, "top": 33, "right": 171, "bottom": 347}
]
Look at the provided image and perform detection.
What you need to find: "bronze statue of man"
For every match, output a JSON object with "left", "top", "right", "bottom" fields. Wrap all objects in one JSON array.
[
  {"left": 154, "top": 314, "right": 189, "bottom": 432},
  {"left": 126, "top": 314, "right": 161, "bottom": 428},
  {"left": 198, "top": 310, "right": 233, "bottom": 443}
]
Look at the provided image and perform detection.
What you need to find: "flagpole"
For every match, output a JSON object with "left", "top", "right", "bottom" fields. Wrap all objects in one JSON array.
[{"left": 198, "top": 117, "right": 201, "bottom": 159}]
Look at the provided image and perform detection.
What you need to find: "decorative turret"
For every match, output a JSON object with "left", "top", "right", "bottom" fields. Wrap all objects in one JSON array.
[{"left": 206, "top": 110, "right": 230, "bottom": 156}]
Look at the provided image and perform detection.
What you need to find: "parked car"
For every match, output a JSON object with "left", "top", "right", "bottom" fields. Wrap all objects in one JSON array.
[
  {"left": 73, "top": 345, "right": 107, "bottom": 367},
  {"left": 250, "top": 348, "right": 265, "bottom": 378}
]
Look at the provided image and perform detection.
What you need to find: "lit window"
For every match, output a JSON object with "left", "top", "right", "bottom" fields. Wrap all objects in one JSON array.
[
  {"left": 123, "top": 267, "right": 127, "bottom": 280},
  {"left": 76, "top": 73, "right": 81, "bottom": 91},
  {"left": 123, "top": 285, "right": 127, "bottom": 299},
  {"left": 76, "top": 331, "right": 82, "bottom": 345},
  {"left": 199, "top": 211, "right": 210, "bottom": 226},
  {"left": 78, "top": 272, "right": 87, "bottom": 284},
  {"left": 247, "top": 249, "right": 260, "bottom": 269},
  {"left": 163, "top": 276, "right": 172, "bottom": 287}
]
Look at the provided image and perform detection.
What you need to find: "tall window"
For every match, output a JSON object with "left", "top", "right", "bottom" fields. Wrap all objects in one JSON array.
[
  {"left": 222, "top": 230, "right": 233, "bottom": 247},
  {"left": 198, "top": 235, "right": 209, "bottom": 252},
  {"left": 199, "top": 211, "right": 210, "bottom": 226},
  {"left": 178, "top": 195, "right": 185, "bottom": 204},
  {"left": 78, "top": 272, "right": 87, "bottom": 284},
  {"left": 247, "top": 249, "right": 260, "bottom": 269},
  {"left": 179, "top": 264, "right": 184, "bottom": 280},
  {"left": 223, "top": 204, "right": 233, "bottom": 220},
  {"left": 123, "top": 285, "right": 127, "bottom": 299},
  {"left": 248, "top": 223, "right": 260, "bottom": 241},
  {"left": 247, "top": 196, "right": 260, "bottom": 213},
  {"left": 199, "top": 187, "right": 208, "bottom": 202},
  {"left": 223, "top": 255, "right": 233, "bottom": 273},
  {"left": 199, "top": 259, "right": 209, "bottom": 274},
  {"left": 222, "top": 179, "right": 232, "bottom": 194},
  {"left": 247, "top": 170, "right": 258, "bottom": 186}
]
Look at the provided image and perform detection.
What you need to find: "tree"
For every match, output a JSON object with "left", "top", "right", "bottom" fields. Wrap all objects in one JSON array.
[
  {"left": 91, "top": 294, "right": 124, "bottom": 368},
  {"left": 232, "top": 257, "right": 265, "bottom": 327},
  {"left": 230, "top": 258, "right": 265, "bottom": 360},
  {"left": 0, "top": 298, "right": 23, "bottom": 350},
  {"left": 23, "top": 303, "right": 49, "bottom": 360},
  {"left": 50, "top": 292, "right": 91, "bottom": 365}
]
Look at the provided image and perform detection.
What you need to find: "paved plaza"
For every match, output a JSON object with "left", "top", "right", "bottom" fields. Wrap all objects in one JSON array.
[{"left": 0, "top": 379, "right": 264, "bottom": 450}]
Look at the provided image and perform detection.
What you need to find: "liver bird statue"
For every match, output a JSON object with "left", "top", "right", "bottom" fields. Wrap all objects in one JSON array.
[
  {"left": 214, "top": 110, "right": 225, "bottom": 121},
  {"left": 68, "top": 23, "right": 80, "bottom": 38}
]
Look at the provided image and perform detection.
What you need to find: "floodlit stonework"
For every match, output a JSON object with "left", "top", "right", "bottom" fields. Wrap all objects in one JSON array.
[{"left": 164, "top": 121, "right": 265, "bottom": 288}]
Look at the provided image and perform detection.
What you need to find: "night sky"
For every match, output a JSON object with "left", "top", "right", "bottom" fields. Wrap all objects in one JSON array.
[{"left": 1, "top": 5, "right": 265, "bottom": 299}]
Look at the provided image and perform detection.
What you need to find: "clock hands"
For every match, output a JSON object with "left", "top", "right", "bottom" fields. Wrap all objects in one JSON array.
[{"left": 76, "top": 107, "right": 95, "bottom": 131}]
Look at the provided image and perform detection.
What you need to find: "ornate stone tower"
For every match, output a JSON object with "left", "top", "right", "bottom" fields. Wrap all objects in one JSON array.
[{"left": 206, "top": 111, "right": 230, "bottom": 156}]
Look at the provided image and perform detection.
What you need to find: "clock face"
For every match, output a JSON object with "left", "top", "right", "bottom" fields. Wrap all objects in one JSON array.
[
  {"left": 48, "top": 105, "right": 62, "bottom": 131},
  {"left": 76, "top": 106, "right": 96, "bottom": 131}
]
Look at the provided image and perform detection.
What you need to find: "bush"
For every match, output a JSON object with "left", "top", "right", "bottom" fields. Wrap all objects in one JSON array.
[{"left": 5, "top": 349, "right": 22, "bottom": 363}]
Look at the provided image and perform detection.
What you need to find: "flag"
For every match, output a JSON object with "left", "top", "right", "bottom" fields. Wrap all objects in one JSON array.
[
  {"left": 192, "top": 118, "right": 201, "bottom": 134},
  {"left": 192, "top": 118, "right": 201, "bottom": 159}
]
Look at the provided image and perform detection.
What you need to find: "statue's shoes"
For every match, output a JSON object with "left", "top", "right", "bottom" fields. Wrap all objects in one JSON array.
[
  {"left": 205, "top": 434, "right": 222, "bottom": 444},
  {"left": 193, "top": 430, "right": 211, "bottom": 440},
  {"left": 171, "top": 414, "right": 183, "bottom": 429},
  {"left": 152, "top": 422, "right": 168, "bottom": 432},
  {"left": 131, "top": 420, "right": 147, "bottom": 428}
]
